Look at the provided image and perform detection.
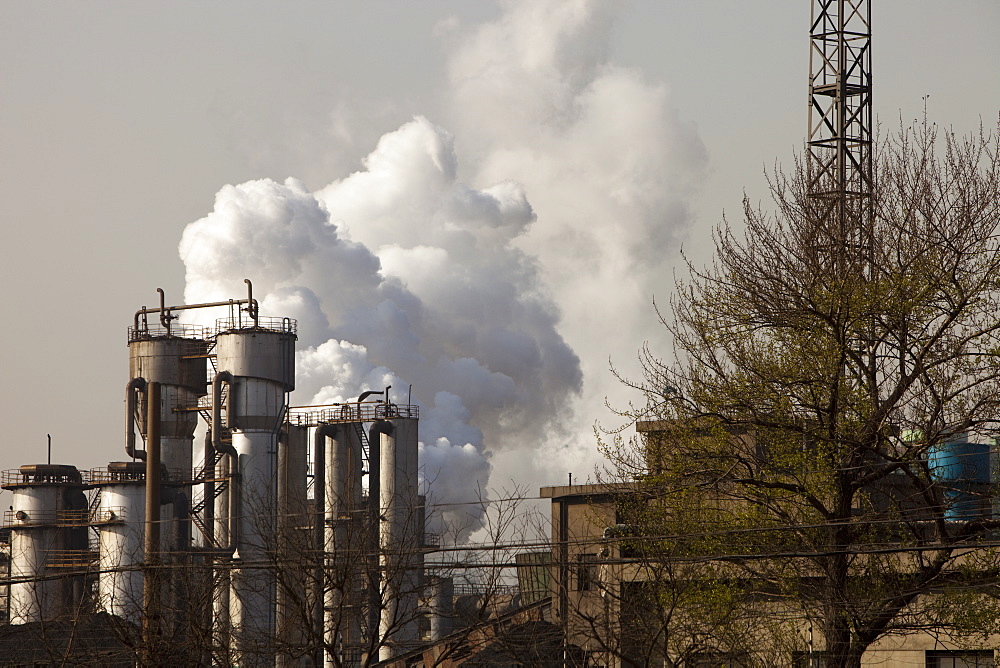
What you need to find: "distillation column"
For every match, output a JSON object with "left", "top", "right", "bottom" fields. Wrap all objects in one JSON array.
[
  {"left": 378, "top": 417, "right": 421, "bottom": 661},
  {"left": 214, "top": 320, "right": 296, "bottom": 664},
  {"left": 128, "top": 332, "right": 208, "bottom": 550},
  {"left": 94, "top": 462, "right": 147, "bottom": 622},
  {"left": 2, "top": 465, "right": 89, "bottom": 625},
  {"left": 322, "top": 423, "right": 364, "bottom": 665},
  {"left": 275, "top": 423, "right": 308, "bottom": 664}
]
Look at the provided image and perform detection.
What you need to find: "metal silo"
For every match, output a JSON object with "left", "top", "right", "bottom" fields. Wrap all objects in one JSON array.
[
  {"left": 213, "top": 315, "right": 296, "bottom": 663},
  {"left": 2, "top": 465, "right": 89, "bottom": 625},
  {"left": 377, "top": 416, "right": 421, "bottom": 661},
  {"left": 127, "top": 325, "right": 208, "bottom": 553},
  {"left": 93, "top": 462, "right": 147, "bottom": 622},
  {"left": 275, "top": 423, "right": 309, "bottom": 666},
  {"left": 323, "top": 422, "right": 364, "bottom": 665}
]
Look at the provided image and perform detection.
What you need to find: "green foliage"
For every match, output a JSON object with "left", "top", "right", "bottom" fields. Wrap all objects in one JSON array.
[{"left": 605, "top": 119, "right": 1000, "bottom": 666}]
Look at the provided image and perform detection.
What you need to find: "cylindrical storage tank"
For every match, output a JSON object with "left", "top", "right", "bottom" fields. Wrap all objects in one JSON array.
[
  {"left": 129, "top": 335, "right": 208, "bottom": 473},
  {"left": 3, "top": 465, "right": 88, "bottom": 625},
  {"left": 229, "top": 429, "right": 278, "bottom": 655},
  {"left": 214, "top": 329, "right": 295, "bottom": 396},
  {"left": 929, "top": 432, "right": 993, "bottom": 520},
  {"left": 94, "top": 462, "right": 147, "bottom": 622},
  {"left": 215, "top": 324, "right": 295, "bottom": 664},
  {"left": 428, "top": 575, "right": 454, "bottom": 641},
  {"left": 129, "top": 334, "right": 208, "bottom": 563},
  {"left": 378, "top": 418, "right": 421, "bottom": 661},
  {"left": 276, "top": 425, "right": 309, "bottom": 667}
]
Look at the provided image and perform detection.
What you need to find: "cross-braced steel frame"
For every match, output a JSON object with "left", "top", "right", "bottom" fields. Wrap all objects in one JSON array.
[{"left": 807, "top": 0, "right": 872, "bottom": 243}]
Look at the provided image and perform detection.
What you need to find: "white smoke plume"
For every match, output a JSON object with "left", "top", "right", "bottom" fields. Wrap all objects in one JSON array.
[
  {"left": 178, "top": 0, "right": 706, "bottom": 536},
  {"left": 437, "top": 0, "right": 708, "bottom": 491},
  {"left": 180, "top": 117, "right": 581, "bottom": 535}
]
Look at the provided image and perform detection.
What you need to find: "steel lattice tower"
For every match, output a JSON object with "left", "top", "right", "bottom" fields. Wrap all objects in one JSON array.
[{"left": 807, "top": 0, "right": 872, "bottom": 248}]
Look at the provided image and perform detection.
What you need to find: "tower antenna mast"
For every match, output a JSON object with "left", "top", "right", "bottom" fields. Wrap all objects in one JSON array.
[{"left": 807, "top": 0, "right": 872, "bottom": 257}]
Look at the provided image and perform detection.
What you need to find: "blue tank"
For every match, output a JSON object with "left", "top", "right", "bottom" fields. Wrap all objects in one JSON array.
[{"left": 928, "top": 433, "right": 993, "bottom": 520}]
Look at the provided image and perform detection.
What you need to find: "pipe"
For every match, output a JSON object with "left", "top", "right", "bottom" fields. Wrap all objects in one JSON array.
[
  {"left": 157, "top": 287, "right": 172, "bottom": 331},
  {"left": 312, "top": 423, "right": 337, "bottom": 665},
  {"left": 143, "top": 381, "right": 162, "bottom": 652},
  {"left": 367, "top": 419, "right": 394, "bottom": 638},
  {"left": 126, "top": 377, "right": 148, "bottom": 460},
  {"left": 357, "top": 390, "right": 383, "bottom": 404},
  {"left": 203, "top": 430, "right": 215, "bottom": 546},
  {"left": 212, "top": 372, "right": 236, "bottom": 458},
  {"left": 276, "top": 427, "right": 290, "bottom": 668},
  {"left": 244, "top": 278, "right": 259, "bottom": 326},
  {"left": 131, "top": 278, "right": 261, "bottom": 332},
  {"left": 384, "top": 385, "right": 393, "bottom": 416}
]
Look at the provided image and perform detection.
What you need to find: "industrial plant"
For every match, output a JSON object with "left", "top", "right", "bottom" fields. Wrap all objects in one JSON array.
[
  {"left": 0, "top": 281, "right": 443, "bottom": 665},
  {"left": 4, "top": 1, "right": 1000, "bottom": 667}
]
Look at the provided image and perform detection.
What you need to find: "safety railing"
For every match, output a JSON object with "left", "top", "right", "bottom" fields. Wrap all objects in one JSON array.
[
  {"left": 88, "top": 468, "right": 145, "bottom": 484},
  {"left": 2, "top": 468, "right": 85, "bottom": 487},
  {"left": 451, "top": 582, "right": 520, "bottom": 597},
  {"left": 44, "top": 549, "right": 98, "bottom": 569},
  {"left": 128, "top": 316, "right": 297, "bottom": 343},
  {"left": 91, "top": 507, "right": 128, "bottom": 524},
  {"left": 127, "top": 322, "right": 212, "bottom": 343},
  {"left": 3, "top": 508, "right": 92, "bottom": 527},
  {"left": 288, "top": 402, "right": 419, "bottom": 427},
  {"left": 88, "top": 466, "right": 190, "bottom": 485},
  {"left": 216, "top": 315, "right": 297, "bottom": 335}
]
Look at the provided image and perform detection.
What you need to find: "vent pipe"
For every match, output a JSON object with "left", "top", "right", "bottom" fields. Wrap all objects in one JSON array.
[
  {"left": 142, "top": 381, "right": 162, "bottom": 657},
  {"left": 311, "top": 422, "right": 337, "bottom": 665}
]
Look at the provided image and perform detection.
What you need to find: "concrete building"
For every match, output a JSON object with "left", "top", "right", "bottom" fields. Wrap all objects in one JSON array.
[{"left": 537, "top": 421, "right": 1000, "bottom": 668}]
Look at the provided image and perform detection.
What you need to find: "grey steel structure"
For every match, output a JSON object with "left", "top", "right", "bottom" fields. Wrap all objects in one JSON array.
[
  {"left": 128, "top": 319, "right": 209, "bottom": 560},
  {"left": 286, "top": 399, "right": 424, "bottom": 666},
  {"left": 807, "top": 0, "right": 872, "bottom": 241},
  {"left": 214, "top": 313, "right": 297, "bottom": 664},
  {"left": 0, "top": 282, "right": 433, "bottom": 667},
  {"left": 93, "top": 462, "right": 147, "bottom": 622},
  {"left": 2, "top": 465, "right": 90, "bottom": 625}
]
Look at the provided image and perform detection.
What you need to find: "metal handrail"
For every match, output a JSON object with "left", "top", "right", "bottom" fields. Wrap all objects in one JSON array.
[
  {"left": 215, "top": 315, "right": 297, "bottom": 335},
  {"left": 88, "top": 468, "right": 145, "bottom": 484},
  {"left": 288, "top": 402, "right": 419, "bottom": 427},
  {"left": 87, "top": 466, "right": 190, "bottom": 485},
  {"left": 91, "top": 506, "right": 128, "bottom": 523},
  {"left": 128, "top": 322, "right": 212, "bottom": 343},
  {"left": 451, "top": 582, "right": 520, "bottom": 597},
  {"left": 128, "top": 316, "right": 297, "bottom": 344},
  {"left": 1, "top": 469, "right": 85, "bottom": 487},
  {"left": 3, "top": 509, "right": 91, "bottom": 527},
  {"left": 44, "top": 549, "right": 98, "bottom": 569}
]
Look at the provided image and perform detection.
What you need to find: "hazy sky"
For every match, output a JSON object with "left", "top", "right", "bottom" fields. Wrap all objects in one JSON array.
[{"left": 1, "top": 1, "right": 997, "bottom": 515}]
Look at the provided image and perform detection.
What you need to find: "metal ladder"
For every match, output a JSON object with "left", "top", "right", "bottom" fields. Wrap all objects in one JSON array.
[
  {"left": 352, "top": 421, "right": 372, "bottom": 476},
  {"left": 189, "top": 364, "right": 229, "bottom": 548},
  {"left": 88, "top": 488, "right": 102, "bottom": 538}
]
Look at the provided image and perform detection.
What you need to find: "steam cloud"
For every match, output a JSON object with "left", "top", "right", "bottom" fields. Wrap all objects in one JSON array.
[{"left": 178, "top": 0, "right": 706, "bottom": 536}]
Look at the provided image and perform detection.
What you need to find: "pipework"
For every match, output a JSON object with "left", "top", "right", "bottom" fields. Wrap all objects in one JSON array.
[{"left": 132, "top": 279, "right": 259, "bottom": 335}]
